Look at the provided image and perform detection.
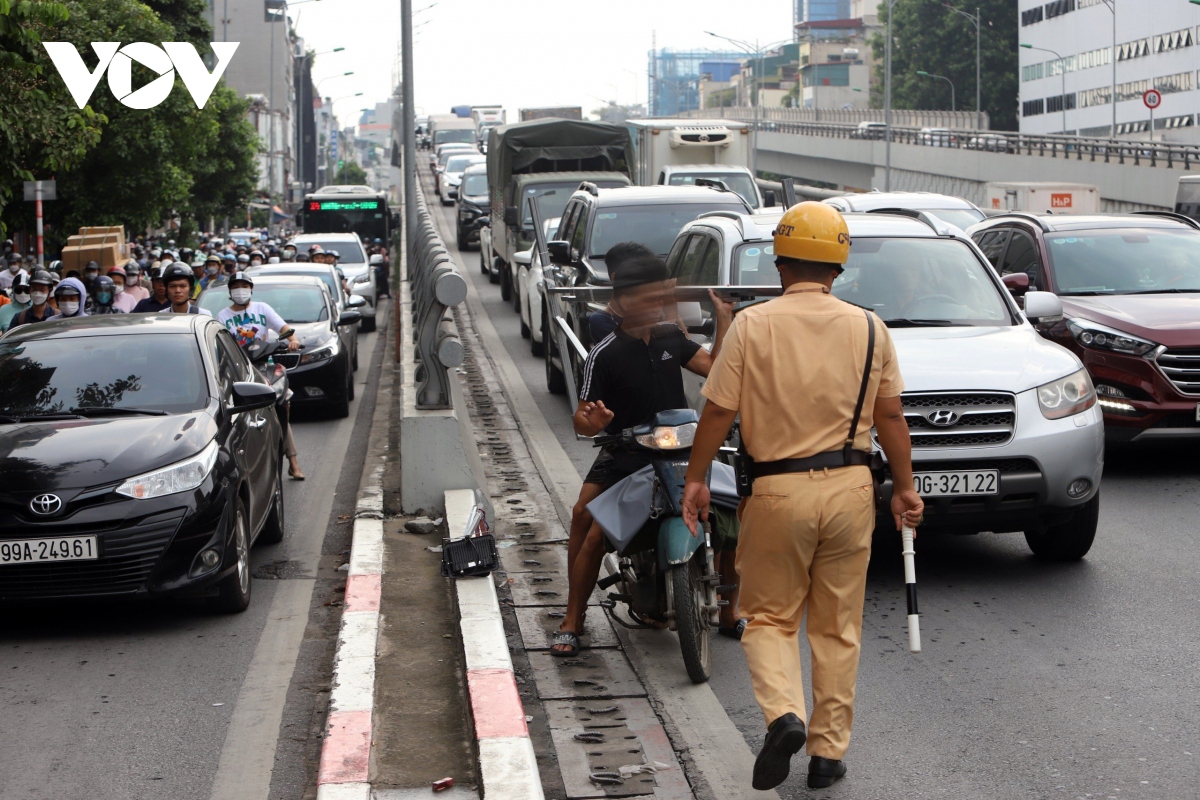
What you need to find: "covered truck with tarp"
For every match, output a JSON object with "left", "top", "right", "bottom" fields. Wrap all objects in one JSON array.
[{"left": 480, "top": 118, "right": 633, "bottom": 301}]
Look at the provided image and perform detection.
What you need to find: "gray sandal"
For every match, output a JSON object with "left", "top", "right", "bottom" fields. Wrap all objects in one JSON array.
[{"left": 550, "top": 630, "right": 580, "bottom": 657}]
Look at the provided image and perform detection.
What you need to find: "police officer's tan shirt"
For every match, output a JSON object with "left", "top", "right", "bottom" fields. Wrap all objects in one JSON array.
[{"left": 701, "top": 282, "right": 904, "bottom": 463}]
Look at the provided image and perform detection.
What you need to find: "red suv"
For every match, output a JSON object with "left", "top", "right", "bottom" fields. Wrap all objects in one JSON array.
[{"left": 968, "top": 212, "right": 1200, "bottom": 443}]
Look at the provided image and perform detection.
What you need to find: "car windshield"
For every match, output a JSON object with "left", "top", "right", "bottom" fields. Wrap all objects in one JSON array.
[
  {"left": 198, "top": 284, "right": 329, "bottom": 323},
  {"left": 590, "top": 202, "right": 747, "bottom": 257},
  {"left": 1047, "top": 228, "right": 1200, "bottom": 295},
  {"left": 0, "top": 334, "right": 208, "bottom": 415},
  {"left": 519, "top": 181, "right": 626, "bottom": 226},
  {"left": 292, "top": 242, "right": 363, "bottom": 263},
  {"left": 435, "top": 129, "right": 475, "bottom": 145},
  {"left": 446, "top": 155, "right": 482, "bottom": 173},
  {"left": 252, "top": 269, "right": 341, "bottom": 299},
  {"left": 732, "top": 242, "right": 778, "bottom": 284},
  {"left": 463, "top": 174, "right": 488, "bottom": 196},
  {"left": 667, "top": 173, "right": 759, "bottom": 208},
  {"left": 438, "top": 149, "right": 475, "bottom": 167},
  {"left": 832, "top": 237, "right": 1013, "bottom": 326},
  {"left": 916, "top": 208, "right": 983, "bottom": 229}
]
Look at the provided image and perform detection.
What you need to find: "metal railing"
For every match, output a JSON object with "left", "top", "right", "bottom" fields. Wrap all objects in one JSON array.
[
  {"left": 682, "top": 106, "right": 989, "bottom": 130},
  {"left": 695, "top": 111, "right": 1200, "bottom": 171},
  {"left": 407, "top": 184, "right": 467, "bottom": 409}
]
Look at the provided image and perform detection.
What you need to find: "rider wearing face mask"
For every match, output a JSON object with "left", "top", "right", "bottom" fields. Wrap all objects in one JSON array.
[
  {"left": 106, "top": 266, "right": 140, "bottom": 312},
  {"left": 0, "top": 252, "right": 28, "bottom": 292},
  {"left": 0, "top": 274, "right": 32, "bottom": 328},
  {"left": 53, "top": 277, "right": 89, "bottom": 319},
  {"left": 88, "top": 274, "right": 123, "bottom": 314},
  {"left": 5, "top": 270, "right": 58, "bottom": 331},
  {"left": 217, "top": 272, "right": 304, "bottom": 479}
]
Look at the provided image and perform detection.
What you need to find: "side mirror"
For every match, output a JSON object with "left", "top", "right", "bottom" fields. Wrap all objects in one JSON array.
[
  {"left": 347, "top": 294, "right": 367, "bottom": 308},
  {"left": 338, "top": 310, "right": 362, "bottom": 326},
  {"left": 1001, "top": 272, "right": 1030, "bottom": 297},
  {"left": 504, "top": 206, "right": 520, "bottom": 227},
  {"left": 546, "top": 240, "right": 571, "bottom": 266},
  {"left": 229, "top": 381, "right": 276, "bottom": 413},
  {"left": 762, "top": 190, "right": 777, "bottom": 208},
  {"left": 478, "top": 217, "right": 490, "bottom": 227},
  {"left": 1022, "top": 290, "right": 1063, "bottom": 325}
]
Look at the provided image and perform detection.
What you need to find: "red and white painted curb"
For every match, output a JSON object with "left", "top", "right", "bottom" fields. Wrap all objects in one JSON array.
[
  {"left": 446, "top": 488, "right": 545, "bottom": 800},
  {"left": 316, "top": 466, "right": 386, "bottom": 800}
]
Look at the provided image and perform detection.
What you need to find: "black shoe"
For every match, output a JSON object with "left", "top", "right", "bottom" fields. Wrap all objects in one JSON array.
[
  {"left": 807, "top": 756, "right": 847, "bottom": 789},
  {"left": 752, "top": 713, "right": 807, "bottom": 790}
]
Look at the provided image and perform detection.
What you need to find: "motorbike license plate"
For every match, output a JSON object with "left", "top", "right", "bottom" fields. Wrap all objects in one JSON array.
[
  {"left": 0, "top": 536, "right": 98, "bottom": 565},
  {"left": 914, "top": 470, "right": 998, "bottom": 497}
]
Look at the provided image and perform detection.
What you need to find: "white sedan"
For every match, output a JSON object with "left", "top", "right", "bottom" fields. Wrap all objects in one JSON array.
[{"left": 515, "top": 216, "right": 560, "bottom": 356}]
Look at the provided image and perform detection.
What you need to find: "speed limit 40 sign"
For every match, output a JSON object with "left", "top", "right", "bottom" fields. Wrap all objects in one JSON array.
[{"left": 1144, "top": 89, "right": 1162, "bottom": 109}]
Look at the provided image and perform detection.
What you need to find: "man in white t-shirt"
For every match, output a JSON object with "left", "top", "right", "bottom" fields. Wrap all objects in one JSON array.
[
  {"left": 216, "top": 271, "right": 304, "bottom": 480},
  {"left": 215, "top": 272, "right": 300, "bottom": 350},
  {"left": 0, "top": 253, "right": 28, "bottom": 292}
]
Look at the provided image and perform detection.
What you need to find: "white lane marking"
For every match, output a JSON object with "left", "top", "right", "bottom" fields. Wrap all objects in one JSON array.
[
  {"left": 207, "top": 323, "right": 382, "bottom": 800},
  {"left": 428, "top": 199, "right": 779, "bottom": 799}
]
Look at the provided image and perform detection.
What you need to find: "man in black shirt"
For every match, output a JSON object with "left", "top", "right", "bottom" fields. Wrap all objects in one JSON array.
[{"left": 552, "top": 255, "right": 733, "bottom": 656}]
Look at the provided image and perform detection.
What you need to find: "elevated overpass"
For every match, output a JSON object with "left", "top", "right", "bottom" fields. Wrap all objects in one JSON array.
[{"left": 688, "top": 108, "right": 1198, "bottom": 212}]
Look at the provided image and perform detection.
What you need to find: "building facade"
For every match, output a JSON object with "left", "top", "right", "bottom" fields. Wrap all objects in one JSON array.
[
  {"left": 207, "top": 0, "right": 296, "bottom": 199},
  {"left": 648, "top": 48, "right": 745, "bottom": 116},
  {"left": 796, "top": 18, "right": 875, "bottom": 110},
  {"left": 1019, "top": 0, "right": 1200, "bottom": 141},
  {"left": 796, "top": 0, "right": 852, "bottom": 28}
]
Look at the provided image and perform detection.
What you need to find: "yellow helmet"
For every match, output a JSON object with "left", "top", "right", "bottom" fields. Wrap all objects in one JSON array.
[{"left": 773, "top": 202, "right": 851, "bottom": 265}]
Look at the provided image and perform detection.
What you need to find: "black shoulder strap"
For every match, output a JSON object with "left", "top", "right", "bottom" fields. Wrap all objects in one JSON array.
[{"left": 843, "top": 309, "right": 876, "bottom": 466}]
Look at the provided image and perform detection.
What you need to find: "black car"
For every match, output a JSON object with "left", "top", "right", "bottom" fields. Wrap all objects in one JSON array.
[
  {"left": 456, "top": 163, "right": 490, "bottom": 250},
  {"left": 0, "top": 315, "right": 284, "bottom": 611},
  {"left": 200, "top": 276, "right": 361, "bottom": 418}
]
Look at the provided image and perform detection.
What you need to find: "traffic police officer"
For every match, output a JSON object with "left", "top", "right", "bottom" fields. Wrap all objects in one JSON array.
[{"left": 681, "top": 202, "right": 924, "bottom": 791}]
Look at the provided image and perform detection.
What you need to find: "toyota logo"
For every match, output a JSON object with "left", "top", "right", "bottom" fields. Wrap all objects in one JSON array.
[
  {"left": 29, "top": 494, "right": 63, "bottom": 516},
  {"left": 698, "top": 133, "right": 710, "bottom": 142},
  {"left": 926, "top": 409, "right": 960, "bottom": 427}
]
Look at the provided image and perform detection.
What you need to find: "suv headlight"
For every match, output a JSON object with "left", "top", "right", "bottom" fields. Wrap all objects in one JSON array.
[
  {"left": 635, "top": 423, "right": 697, "bottom": 450},
  {"left": 1067, "top": 319, "right": 1157, "bottom": 356},
  {"left": 1037, "top": 368, "right": 1096, "bottom": 420},
  {"left": 116, "top": 441, "right": 219, "bottom": 499},
  {"left": 301, "top": 338, "right": 338, "bottom": 364}
]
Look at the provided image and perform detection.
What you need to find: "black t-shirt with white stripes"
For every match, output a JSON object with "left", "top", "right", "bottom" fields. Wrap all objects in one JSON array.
[{"left": 581, "top": 323, "right": 701, "bottom": 434}]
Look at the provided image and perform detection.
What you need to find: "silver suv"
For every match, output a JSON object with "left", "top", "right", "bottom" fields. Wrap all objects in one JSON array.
[{"left": 667, "top": 209, "right": 1105, "bottom": 560}]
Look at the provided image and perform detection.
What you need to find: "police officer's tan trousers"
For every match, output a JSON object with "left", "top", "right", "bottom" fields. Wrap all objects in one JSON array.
[{"left": 735, "top": 465, "right": 875, "bottom": 760}]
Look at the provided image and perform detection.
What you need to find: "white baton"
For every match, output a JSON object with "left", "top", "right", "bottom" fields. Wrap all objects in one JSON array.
[{"left": 901, "top": 525, "right": 921, "bottom": 653}]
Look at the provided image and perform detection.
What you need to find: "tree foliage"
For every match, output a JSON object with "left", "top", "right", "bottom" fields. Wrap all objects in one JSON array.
[
  {"left": 0, "top": 0, "right": 105, "bottom": 236},
  {"left": 333, "top": 161, "right": 367, "bottom": 185},
  {"left": 870, "top": 0, "right": 1018, "bottom": 131},
  {"left": 0, "top": 0, "right": 260, "bottom": 245}
]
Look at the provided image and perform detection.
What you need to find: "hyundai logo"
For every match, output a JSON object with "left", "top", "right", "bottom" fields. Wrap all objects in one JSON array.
[
  {"left": 29, "top": 493, "right": 63, "bottom": 516},
  {"left": 926, "top": 409, "right": 960, "bottom": 427},
  {"left": 698, "top": 133, "right": 710, "bottom": 142}
]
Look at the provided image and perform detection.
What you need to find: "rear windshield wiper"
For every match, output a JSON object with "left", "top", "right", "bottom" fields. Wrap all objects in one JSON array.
[
  {"left": 70, "top": 406, "right": 169, "bottom": 417},
  {"left": 885, "top": 318, "right": 966, "bottom": 328}
]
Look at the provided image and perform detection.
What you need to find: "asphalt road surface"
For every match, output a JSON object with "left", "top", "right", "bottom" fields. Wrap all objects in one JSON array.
[
  {"left": 0, "top": 309, "right": 387, "bottom": 800},
  {"left": 432, "top": 196, "right": 1200, "bottom": 800}
]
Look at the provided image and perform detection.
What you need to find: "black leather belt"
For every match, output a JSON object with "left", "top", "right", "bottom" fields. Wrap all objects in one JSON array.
[{"left": 750, "top": 449, "right": 875, "bottom": 479}]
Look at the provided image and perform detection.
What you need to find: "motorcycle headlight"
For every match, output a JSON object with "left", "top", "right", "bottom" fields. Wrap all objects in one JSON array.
[
  {"left": 300, "top": 339, "right": 337, "bottom": 364},
  {"left": 1036, "top": 368, "right": 1096, "bottom": 420},
  {"left": 635, "top": 423, "right": 697, "bottom": 450},
  {"left": 116, "top": 440, "right": 219, "bottom": 499},
  {"left": 1067, "top": 319, "right": 1157, "bottom": 357}
]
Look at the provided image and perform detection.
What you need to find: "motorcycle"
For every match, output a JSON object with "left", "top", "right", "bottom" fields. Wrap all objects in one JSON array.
[
  {"left": 589, "top": 408, "right": 737, "bottom": 684},
  {"left": 239, "top": 335, "right": 294, "bottom": 444}
]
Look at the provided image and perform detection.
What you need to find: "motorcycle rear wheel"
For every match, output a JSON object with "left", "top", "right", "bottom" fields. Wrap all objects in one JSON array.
[{"left": 672, "top": 551, "right": 712, "bottom": 684}]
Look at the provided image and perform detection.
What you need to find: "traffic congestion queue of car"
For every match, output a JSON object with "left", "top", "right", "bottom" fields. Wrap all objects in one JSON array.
[
  {"left": 0, "top": 229, "right": 383, "bottom": 610},
  {"left": 462, "top": 177, "right": 1200, "bottom": 563}
]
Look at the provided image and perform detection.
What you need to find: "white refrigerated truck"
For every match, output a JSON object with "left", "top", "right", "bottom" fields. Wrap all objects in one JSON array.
[
  {"left": 984, "top": 182, "right": 1099, "bottom": 215},
  {"left": 624, "top": 119, "right": 773, "bottom": 209}
]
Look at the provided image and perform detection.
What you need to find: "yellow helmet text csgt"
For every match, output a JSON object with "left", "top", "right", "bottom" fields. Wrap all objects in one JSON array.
[{"left": 773, "top": 202, "right": 851, "bottom": 266}]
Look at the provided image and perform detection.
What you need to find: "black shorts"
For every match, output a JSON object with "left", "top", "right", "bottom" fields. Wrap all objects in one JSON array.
[{"left": 584, "top": 447, "right": 653, "bottom": 489}]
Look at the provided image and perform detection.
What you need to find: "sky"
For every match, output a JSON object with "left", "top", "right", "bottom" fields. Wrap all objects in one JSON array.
[{"left": 291, "top": 0, "right": 795, "bottom": 126}]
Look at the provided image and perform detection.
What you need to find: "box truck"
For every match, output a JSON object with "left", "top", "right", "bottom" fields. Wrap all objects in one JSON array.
[
  {"left": 428, "top": 115, "right": 477, "bottom": 148},
  {"left": 518, "top": 107, "right": 583, "bottom": 122},
  {"left": 984, "top": 182, "right": 1099, "bottom": 215},
  {"left": 623, "top": 119, "right": 770, "bottom": 209}
]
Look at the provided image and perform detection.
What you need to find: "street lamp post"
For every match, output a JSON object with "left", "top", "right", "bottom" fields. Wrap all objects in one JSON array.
[
  {"left": 1020, "top": 43, "right": 1067, "bottom": 134},
  {"left": 883, "top": 0, "right": 899, "bottom": 191},
  {"left": 917, "top": 71, "right": 956, "bottom": 112},
  {"left": 942, "top": 4, "right": 982, "bottom": 130},
  {"left": 706, "top": 32, "right": 791, "bottom": 179}
]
